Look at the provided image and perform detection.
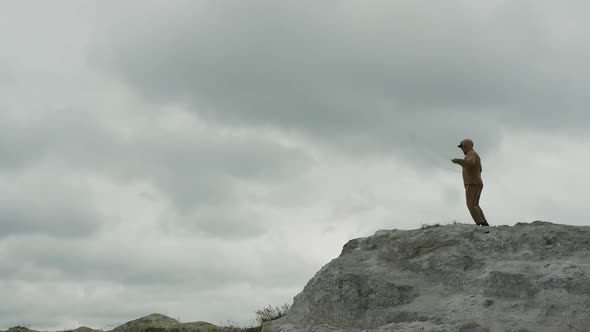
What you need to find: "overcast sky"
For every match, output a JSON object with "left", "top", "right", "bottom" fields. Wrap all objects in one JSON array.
[{"left": 1, "top": 0, "right": 590, "bottom": 329}]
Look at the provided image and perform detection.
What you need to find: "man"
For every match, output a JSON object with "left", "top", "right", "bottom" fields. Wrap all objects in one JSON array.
[{"left": 452, "top": 139, "right": 490, "bottom": 226}]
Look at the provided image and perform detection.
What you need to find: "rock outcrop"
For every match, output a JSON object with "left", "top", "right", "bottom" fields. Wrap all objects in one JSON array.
[{"left": 262, "top": 221, "right": 590, "bottom": 332}]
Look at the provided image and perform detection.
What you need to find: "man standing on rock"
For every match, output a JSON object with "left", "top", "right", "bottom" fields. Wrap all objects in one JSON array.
[{"left": 452, "top": 139, "right": 490, "bottom": 226}]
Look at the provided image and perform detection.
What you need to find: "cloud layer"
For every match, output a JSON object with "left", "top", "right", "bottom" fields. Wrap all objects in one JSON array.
[
  {"left": 99, "top": 0, "right": 590, "bottom": 155},
  {"left": 1, "top": 0, "right": 590, "bottom": 330}
]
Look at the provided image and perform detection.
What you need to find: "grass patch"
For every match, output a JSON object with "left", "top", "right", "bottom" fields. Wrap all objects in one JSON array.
[
  {"left": 254, "top": 304, "right": 290, "bottom": 325},
  {"left": 420, "top": 222, "right": 441, "bottom": 229},
  {"left": 219, "top": 303, "right": 291, "bottom": 332},
  {"left": 420, "top": 219, "right": 461, "bottom": 229}
]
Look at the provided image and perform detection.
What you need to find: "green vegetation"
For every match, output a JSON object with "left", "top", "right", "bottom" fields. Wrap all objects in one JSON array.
[
  {"left": 254, "top": 304, "right": 290, "bottom": 325},
  {"left": 221, "top": 303, "right": 291, "bottom": 332}
]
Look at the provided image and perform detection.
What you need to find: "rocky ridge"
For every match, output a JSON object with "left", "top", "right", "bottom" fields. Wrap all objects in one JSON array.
[{"left": 262, "top": 221, "right": 590, "bottom": 332}]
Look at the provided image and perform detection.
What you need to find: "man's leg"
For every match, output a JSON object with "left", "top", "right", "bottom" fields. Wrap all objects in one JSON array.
[
  {"left": 465, "top": 185, "right": 485, "bottom": 225},
  {"left": 474, "top": 185, "right": 489, "bottom": 225}
]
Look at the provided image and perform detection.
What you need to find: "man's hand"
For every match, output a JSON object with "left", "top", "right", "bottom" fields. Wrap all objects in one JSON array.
[{"left": 451, "top": 158, "right": 462, "bottom": 164}]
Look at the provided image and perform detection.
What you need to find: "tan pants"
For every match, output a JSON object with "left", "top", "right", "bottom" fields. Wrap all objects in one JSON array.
[{"left": 465, "top": 184, "right": 488, "bottom": 225}]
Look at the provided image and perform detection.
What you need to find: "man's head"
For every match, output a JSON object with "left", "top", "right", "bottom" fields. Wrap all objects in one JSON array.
[{"left": 457, "top": 139, "right": 474, "bottom": 155}]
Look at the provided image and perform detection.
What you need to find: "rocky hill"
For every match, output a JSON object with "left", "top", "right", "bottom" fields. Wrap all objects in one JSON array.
[
  {"left": 108, "top": 313, "right": 228, "bottom": 332},
  {"left": 262, "top": 221, "right": 590, "bottom": 332}
]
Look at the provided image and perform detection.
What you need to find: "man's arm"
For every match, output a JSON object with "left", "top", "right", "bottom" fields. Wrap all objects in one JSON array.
[{"left": 452, "top": 153, "right": 476, "bottom": 168}]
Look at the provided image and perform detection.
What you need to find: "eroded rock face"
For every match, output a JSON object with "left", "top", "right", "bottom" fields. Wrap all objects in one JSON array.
[{"left": 262, "top": 221, "right": 590, "bottom": 332}]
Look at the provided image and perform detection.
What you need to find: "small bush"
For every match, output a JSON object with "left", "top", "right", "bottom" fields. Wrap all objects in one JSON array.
[{"left": 255, "top": 304, "right": 290, "bottom": 325}]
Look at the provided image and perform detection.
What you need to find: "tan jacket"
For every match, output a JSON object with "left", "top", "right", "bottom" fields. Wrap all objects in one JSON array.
[{"left": 458, "top": 150, "right": 483, "bottom": 185}]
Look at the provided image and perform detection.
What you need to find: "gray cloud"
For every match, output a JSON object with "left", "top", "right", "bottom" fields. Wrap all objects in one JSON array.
[
  {"left": 0, "top": 107, "right": 311, "bottom": 219},
  {"left": 0, "top": 63, "right": 13, "bottom": 87},
  {"left": 96, "top": 0, "right": 590, "bottom": 158},
  {"left": 1, "top": 238, "right": 232, "bottom": 287},
  {"left": 162, "top": 205, "right": 267, "bottom": 239},
  {"left": 0, "top": 233, "right": 316, "bottom": 296},
  {"left": 0, "top": 171, "right": 101, "bottom": 238},
  {"left": 129, "top": 126, "right": 311, "bottom": 212}
]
